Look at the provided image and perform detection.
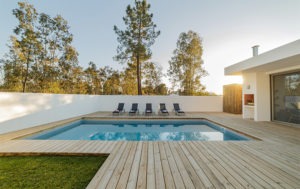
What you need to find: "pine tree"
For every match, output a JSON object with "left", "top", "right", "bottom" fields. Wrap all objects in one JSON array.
[{"left": 114, "top": 0, "right": 160, "bottom": 95}]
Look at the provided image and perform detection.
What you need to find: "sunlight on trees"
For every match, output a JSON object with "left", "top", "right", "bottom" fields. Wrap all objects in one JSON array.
[
  {"left": 168, "top": 31, "right": 208, "bottom": 96},
  {"left": 0, "top": 1, "right": 211, "bottom": 96},
  {"left": 114, "top": 0, "right": 160, "bottom": 95}
]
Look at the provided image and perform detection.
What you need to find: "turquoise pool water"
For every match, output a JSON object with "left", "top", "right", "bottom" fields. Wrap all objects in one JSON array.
[{"left": 25, "top": 120, "right": 250, "bottom": 141}]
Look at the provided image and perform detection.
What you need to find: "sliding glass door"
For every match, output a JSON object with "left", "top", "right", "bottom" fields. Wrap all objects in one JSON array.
[{"left": 272, "top": 71, "right": 300, "bottom": 124}]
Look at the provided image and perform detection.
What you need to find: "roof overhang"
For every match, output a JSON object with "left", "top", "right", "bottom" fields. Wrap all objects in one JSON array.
[{"left": 225, "top": 39, "right": 300, "bottom": 75}]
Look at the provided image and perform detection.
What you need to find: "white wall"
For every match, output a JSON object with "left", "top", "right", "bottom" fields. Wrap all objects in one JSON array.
[
  {"left": 95, "top": 95, "right": 223, "bottom": 113},
  {"left": 0, "top": 92, "right": 223, "bottom": 134},
  {"left": 242, "top": 73, "right": 256, "bottom": 119},
  {"left": 243, "top": 72, "right": 271, "bottom": 121},
  {"left": 255, "top": 72, "right": 271, "bottom": 121},
  {"left": 242, "top": 72, "right": 271, "bottom": 121},
  {"left": 242, "top": 73, "right": 257, "bottom": 94},
  {"left": 0, "top": 93, "right": 101, "bottom": 135}
]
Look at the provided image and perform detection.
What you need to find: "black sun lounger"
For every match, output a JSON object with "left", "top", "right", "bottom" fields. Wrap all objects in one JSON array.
[
  {"left": 159, "top": 103, "right": 169, "bottom": 115},
  {"left": 173, "top": 103, "right": 185, "bottom": 115},
  {"left": 112, "top": 103, "right": 125, "bottom": 115},
  {"left": 145, "top": 103, "right": 153, "bottom": 116},
  {"left": 129, "top": 103, "right": 139, "bottom": 115}
]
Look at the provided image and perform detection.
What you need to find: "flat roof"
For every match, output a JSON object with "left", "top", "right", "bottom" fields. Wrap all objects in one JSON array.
[{"left": 225, "top": 39, "right": 300, "bottom": 75}]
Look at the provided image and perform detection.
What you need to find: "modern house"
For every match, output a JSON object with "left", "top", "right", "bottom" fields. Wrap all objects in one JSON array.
[{"left": 225, "top": 39, "right": 300, "bottom": 125}]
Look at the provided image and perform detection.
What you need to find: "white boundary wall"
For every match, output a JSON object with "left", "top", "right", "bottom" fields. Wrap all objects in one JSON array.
[{"left": 0, "top": 92, "right": 223, "bottom": 134}]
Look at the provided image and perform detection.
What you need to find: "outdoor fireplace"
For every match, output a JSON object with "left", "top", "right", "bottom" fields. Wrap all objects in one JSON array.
[{"left": 244, "top": 94, "right": 254, "bottom": 106}]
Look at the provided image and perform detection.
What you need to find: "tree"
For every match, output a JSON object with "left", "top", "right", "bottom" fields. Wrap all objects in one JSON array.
[
  {"left": 114, "top": 0, "right": 160, "bottom": 95},
  {"left": 168, "top": 31, "right": 208, "bottom": 96},
  {"left": 155, "top": 83, "right": 168, "bottom": 95},
  {"left": 11, "top": 2, "right": 40, "bottom": 92},
  {"left": 84, "top": 62, "right": 101, "bottom": 94},
  {"left": 1, "top": 36, "right": 24, "bottom": 91},
  {"left": 103, "top": 68, "right": 121, "bottom": 95},
  {"left": 35, "top": 13, "right": 76, "bottom": 93},
  {"left": 120, "top": 63, "right": 138, "bottom": 95},
  {"left": 142, "top": 62, "right": 164, "bottom": 95},
  {"left": 58, "top": 45, "right": 79, "bottom": 93},
  {"left": 1, "top": 2, "right": 79, "bottom": 94}
]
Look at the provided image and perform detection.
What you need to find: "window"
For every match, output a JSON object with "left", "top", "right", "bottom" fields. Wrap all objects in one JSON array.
[{"left": 272, "top": 71, "right": 300, "bottom": 124}]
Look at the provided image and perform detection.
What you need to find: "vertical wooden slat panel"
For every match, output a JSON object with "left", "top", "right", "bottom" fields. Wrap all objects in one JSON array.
[{"left": 223, "top": 84, "right": 242, "bottom": 114}]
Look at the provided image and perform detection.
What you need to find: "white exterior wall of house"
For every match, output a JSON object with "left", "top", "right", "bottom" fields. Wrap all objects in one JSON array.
[
  {"left": 255, "top": 72, "right": 271, "bottom": 121},
  {"left": 242, "top": 73, "right": 256, "bottom": 119},
  {"left": 225, "top": 39, "right": 300, "bottom": 122},
  {"left": 242, "top": 72, "right": 271, "bottom": 121},
  {"left": 0, "top": 93, "right": 223, "bottom": 134}
]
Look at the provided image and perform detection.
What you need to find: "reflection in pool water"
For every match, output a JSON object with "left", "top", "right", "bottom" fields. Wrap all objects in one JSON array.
[
  {"left": 26, "top": 120, "right": 250, "bottom": 141},
  {"left": 89, "top": 131, "right": 217, "bottom": 141}
]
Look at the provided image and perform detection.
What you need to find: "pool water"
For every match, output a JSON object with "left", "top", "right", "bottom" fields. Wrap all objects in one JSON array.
[{"left": 25, "top": 120, "right": 250, "bottom": 141}]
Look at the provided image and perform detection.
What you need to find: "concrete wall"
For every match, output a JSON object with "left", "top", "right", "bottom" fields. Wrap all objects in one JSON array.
[
  {"left": 0, "top": 92, "right": 223, "bottom": 134},
  {"left": 242, "top": 73, "right": 257, "bottom": 94},
  {"left": 0, "top": 93, "right": 101, "bottom": 135},
  {"left": 242, "top": 73, "right": 256, "bottom": 119},
  {"left": 242, "top": 72, "right": 271, "bottom": 121},
  {"left": 255, "top": 72, "right": 271, "bottom": 121}
]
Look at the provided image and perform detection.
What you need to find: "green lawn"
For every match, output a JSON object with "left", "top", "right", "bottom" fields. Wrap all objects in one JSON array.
[{"left": 0, "top": 155, "right": 107, "bottom": 189}]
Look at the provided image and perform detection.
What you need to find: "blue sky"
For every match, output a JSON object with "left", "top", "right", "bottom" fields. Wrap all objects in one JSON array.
[{"left": 1, "top": 0, "right": 300, "bottom": 94}]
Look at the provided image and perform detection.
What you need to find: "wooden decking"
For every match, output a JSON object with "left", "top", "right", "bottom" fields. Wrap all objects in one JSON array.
[{"left": 0, "top": 112, "right": 299, "bottom": 188}]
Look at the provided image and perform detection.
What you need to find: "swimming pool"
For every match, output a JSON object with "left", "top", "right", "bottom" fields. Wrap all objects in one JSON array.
[{"left": 25, "top": 119, "right": 250, "bottom": 141}]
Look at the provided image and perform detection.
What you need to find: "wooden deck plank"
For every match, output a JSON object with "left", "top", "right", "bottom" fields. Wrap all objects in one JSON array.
[
  {"left": 53, "top": 141, "right": 78, "bottom": 152},
  {"left": 210, "top": 141, "right": 296, "bottom": 189},
  {"left": 11, "top": 140, "right": 49, "bottom": 152},
  {"left": 183, "top": 142, "right": 226, "bottom": 189},
  {"left": 162, "top": 142, "right": 185, "bottom": 188},
  {"left": 126, "top": 142, "right": 143, "bottom": 189},
  {"left": 168, "top": 142, "right": 195, "bottom": 189},
  {"left": 227, "top": 142, "right": 300, "bottom": 188},
  {"left": 92, "top": 143, "right": 128, "bottom": 188},
  {"left": 105, "top": 142, "right": 133, "bottom": 189},
  {"left": 115, "top": 142, "right": 138, "bottom": 189},
  {"left": 206, "top": 142, "right": 272, "bottom": 189},
  {"left": 46, "top": 141, "right": 70, "bottom": 152},
  {"left": 146, "top": 142, "right": 155, "bottom": 189},
  {"left": 86, "top": 141, "right": 123, "bottom": 189},
  {"left": 153, "top": 142, "right": 165, "bottom": 189},
  {"left": 174, "top": 142, "right": 206, "bottom": 188},
  {"left": 190, "top": 142, "right": 235, "bottom": 189},
  {"left": 158, "top": 142, "right": 175, "bottom": 189},
  {"left": 137, "top": 142, "right": 148, "bottom": 189},
  {"left": 191, "top": 141, "right": 234, "bottom": 188},
  {"left": 105, "top": 141, "right": 118, "bottom": 153},
  {"left": 238, "top": 142, "right": 300, "bottom": 176},
  {"left": 79, "top": 141, "right": 98, "bottom": 153},
  {"left": 85, "top": 141, "right": 108, "bottom": 153},
  {"left": 198, "top": 142, "right": 250, "bottom": 189},
  {"left": 99, "top": 142, "right": 127, "bottom": 188},
  {"left": 178, "top": 142, "right": 215, "bottom": 189}
]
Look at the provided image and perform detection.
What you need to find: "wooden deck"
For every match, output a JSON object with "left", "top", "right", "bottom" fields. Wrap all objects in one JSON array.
[{"left": 0, "top": 112, "right": 299, "bottom": 188}]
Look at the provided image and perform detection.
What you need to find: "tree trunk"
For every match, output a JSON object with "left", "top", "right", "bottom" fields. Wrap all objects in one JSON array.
[
  {"left": 137, "top": 55, "right": 142, "bottom": 95},
  {"left": 22, "top": 50, "right": 31, "bottom": 93},
  {"left": 22, "top": 62, "right": 29, "bottom": 93}
]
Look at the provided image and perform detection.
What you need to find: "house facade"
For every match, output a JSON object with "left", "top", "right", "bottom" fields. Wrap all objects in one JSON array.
[{"left": 225, "top": 40, "right": 300, "bottom": 125}]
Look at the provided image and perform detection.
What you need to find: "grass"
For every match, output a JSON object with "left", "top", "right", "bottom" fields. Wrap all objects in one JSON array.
[{"left": 0, "top": 155, "right": 107, "bottom": 189}]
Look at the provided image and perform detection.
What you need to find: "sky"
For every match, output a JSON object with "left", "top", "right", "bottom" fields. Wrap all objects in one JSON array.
[{"left": 1, "top": 0, "right": 300, "bottom": 94}]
